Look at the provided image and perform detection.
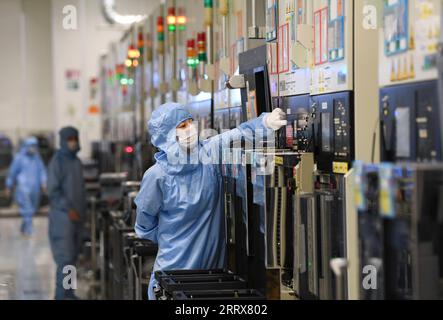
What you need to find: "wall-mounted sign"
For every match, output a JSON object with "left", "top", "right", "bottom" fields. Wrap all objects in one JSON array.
[{"left": 66, "top": 69, "right": 80, "bottom": 91}]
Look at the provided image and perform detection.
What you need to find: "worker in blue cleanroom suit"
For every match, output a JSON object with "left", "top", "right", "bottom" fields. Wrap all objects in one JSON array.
[
  {"left": 5, "top": 137, "right": 47, "bottom": 236},
  {"left": 47, "top": 127, "right": 86, "bottom": 300},
  {"left": 134, "top": 102, "right": 287, "bottom": 300}
]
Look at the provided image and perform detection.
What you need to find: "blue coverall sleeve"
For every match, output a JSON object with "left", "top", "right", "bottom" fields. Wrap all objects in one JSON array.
[
  {"left": 134, "top": 168, "right": 164, "bottom": 243},
  {"left": 203, "top": 113, "right": 273, "bottom": 153},
  {"left": 5, "top": 156, "right": 21, "bottom": 189},
  {"left": 47, "top": 156, "right": 71, "bottom": 212},
  {"left": 38, "top": 158, "right": 48, "bottom": 188},
  {"left": 199, "top": 114, "right": 274, "bottom": 176}
]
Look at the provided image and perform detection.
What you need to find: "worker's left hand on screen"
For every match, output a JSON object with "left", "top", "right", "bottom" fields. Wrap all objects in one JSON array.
[
  {"left": 263, "top": 108, "right": 288, "bottom": 131},
  {"left": 68, "top": 209, "right": 81, "bottom": 222}
]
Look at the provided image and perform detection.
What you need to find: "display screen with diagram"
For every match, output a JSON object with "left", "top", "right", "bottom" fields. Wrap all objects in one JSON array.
[
  {"left": 384, "top": 0, "right": 409, "bottom": 56},
  {"left": 328, "top": 0, "right": 345, "bottom": 62}
]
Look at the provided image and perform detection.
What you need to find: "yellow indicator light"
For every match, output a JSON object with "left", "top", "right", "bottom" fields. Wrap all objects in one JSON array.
[{"left": 167, "top": 16, "right": 176, "bottom": 25}]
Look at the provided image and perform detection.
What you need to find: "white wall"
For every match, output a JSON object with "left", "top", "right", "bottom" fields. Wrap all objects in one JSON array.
[
  {"left": 51, "top": 0, "right": 159, "bottom": 159},
  {"left": 0, "top": 0, "right": 53, "bottom": 146},
  {"left": 0, "top": 0, "right": 158, "bottom": 155}
]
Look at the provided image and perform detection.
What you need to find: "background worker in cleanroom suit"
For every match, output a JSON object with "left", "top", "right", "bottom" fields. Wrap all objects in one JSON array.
[
  {"left": 134, "top": 102, "right": 287, "bottom": 300},
  {"left": 5, "top": 137, "right": 47, "bottom": 236},
  {"left": 47, "top": 127, "right": 86, "bottom": 300}
]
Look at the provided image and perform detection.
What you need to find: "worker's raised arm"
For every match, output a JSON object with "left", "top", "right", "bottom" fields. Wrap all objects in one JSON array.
[{"left": 201, "top": 108, "right": 287, "bottom": 163}]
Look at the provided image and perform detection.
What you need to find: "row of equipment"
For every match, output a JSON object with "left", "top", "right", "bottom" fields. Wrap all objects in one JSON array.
[{"left": 93, "top": 0, "right": 443, "bottom": 300}]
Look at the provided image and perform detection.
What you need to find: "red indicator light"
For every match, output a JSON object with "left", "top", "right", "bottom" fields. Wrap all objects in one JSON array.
[{"left": 125, "top": 146, "right": 134, "bottom": 154}]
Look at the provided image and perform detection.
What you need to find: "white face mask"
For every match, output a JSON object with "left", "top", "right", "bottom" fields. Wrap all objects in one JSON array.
[
  {"left": 27, "top": 146, "right": 37, "bottom": 155},
  {"left": 176, "top": 124, "right": 199, "bottom": 151}
]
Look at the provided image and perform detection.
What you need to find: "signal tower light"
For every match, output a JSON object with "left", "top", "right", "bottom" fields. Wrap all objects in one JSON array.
[
  {"left": 177, "top": 7, "right": 187, "bottom": 31},
  {"left": 137, "top": 32, "right": 144, "bottom": 55},
  {"left": 204, "top": 0, "right": 213, "bottom": 26},
  {"left": 128, "top": 45, "right": 140, "bottom": 59},
  {"left": 167, "top": 7, "right": 176, "bottom": 32},
  {"left": 116, "top": 64, "right": 125, "bottom": 81},
  {"left": 197, "top": 32, "right": 207, "bottom": 63},
  {"left": 187, "top": 39, "right": 198, "bottom": 68},
  {"left": 157, "top": 16, "right": 165, "bottom": 41},
  {"left": 125, "top": 59, "right": 133, "bottom": 68}
]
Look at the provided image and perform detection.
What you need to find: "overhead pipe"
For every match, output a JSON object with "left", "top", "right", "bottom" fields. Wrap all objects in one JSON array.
[
  {"left": 248, "top": 0, "right": 265, "bottom": 39},
  {"left": 203, "top": 0, "right": 215, "bottom": 129},
  {"left": 167, "top": 2, "right": 178, "bottom": 101},
  {"left": 200, "top": 0, "right": 214, "bottom": 89},
  {"left": 219, "top": 0, "right": 230, "bottom": 75},
  {"left": 219, "top": 0, "right": 229, "bottom": 58},
  {"left": 138, "top": 26, "right": 146, "bottom": 142},
  {"left": 438, "top": 0, "right": 443, "bottom": 154},
  {"left": 159, "top": 3, "right": 167, "bottom": 104},
  {"left": 252, "top": 0, "right": 256, "bottom": 28}
]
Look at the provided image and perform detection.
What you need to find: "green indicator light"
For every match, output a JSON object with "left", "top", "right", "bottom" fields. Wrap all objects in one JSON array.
[
  {"left": 179, "top": 25, "right": 186, "bottom": 31},
  {"left": 158, "top": 33, "right": 165, "bottom": 41},
  {"left": 128, "top": 79, "right": 134, "bottom": 85},
  {"left": 198, "top": 53, "right": 207, "bottom": 62},
  {"left": 204, "top": 0, "right": 213, "bottom": 8},
  {"left": 120, "top": 78, "right": 128, "bottom": 85},
  {"left": 187, "top": 58, "right": 200, "bottom": 68},
  {"left": 168, "top": 25, "right": 176, "bottom": 32}
]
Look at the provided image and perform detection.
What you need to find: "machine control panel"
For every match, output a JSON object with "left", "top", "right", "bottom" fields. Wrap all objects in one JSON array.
[
  {"left": 277, "top": 95, "right": 313, "bottom": 153},
  {"left": 380, "top": 80, "right": 441, "bottom": 162},
  {"left": 311, "top": 91, "right": 354, "bottom": 174}
]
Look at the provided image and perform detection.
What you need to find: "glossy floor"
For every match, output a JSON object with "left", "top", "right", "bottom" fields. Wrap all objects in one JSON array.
[{"left": 0, "top": 216, "right": 55, "bottom": 300}]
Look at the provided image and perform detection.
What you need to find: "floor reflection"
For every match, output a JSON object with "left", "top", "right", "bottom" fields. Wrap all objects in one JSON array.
[{"left": 0, "top": 216, "right": 55, "bottom": 300}]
